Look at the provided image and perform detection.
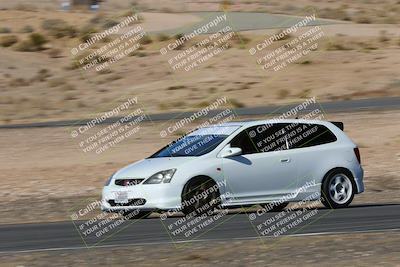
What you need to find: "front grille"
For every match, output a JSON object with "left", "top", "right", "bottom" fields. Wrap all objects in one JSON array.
[
  {"left": 108, "top": 198, "right": 146, "bottom": 207},
  {"left": 115, "top": 178, "right": 144, "bottom": 186}
]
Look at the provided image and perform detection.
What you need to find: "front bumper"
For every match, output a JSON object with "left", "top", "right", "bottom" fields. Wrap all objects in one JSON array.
[{"left": 101, "top": 183, "right": 182, "bottom": 212}]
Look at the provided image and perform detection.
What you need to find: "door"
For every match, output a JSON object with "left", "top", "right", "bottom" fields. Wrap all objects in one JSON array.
[{"left": 221, "top": 123, "right": 298, "bottom": 204}]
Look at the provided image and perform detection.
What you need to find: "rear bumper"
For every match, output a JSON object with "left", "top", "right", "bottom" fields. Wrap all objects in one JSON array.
[
  {"left": 101, "top": 183, "right": 182, "bottom": 212},
  {"left": 352, "top": 165, "right": 365, "bottom": 194}
]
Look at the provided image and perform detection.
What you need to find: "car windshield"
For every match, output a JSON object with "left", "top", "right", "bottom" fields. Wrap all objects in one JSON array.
[{"left": 149, "top": 125, "right": 240, "bottom": 157}]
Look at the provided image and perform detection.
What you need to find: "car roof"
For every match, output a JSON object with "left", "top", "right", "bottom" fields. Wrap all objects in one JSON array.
[{"left": 215, "top": 119, "right": 332, "bottom": 128}]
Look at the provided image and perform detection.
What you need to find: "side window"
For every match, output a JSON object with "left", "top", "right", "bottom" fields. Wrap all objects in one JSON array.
[
  {"left": 287, "top": 123, "right": 337, "bottom": 149},
  {"left": 230, "top": 124, "right": 289, "bottom": 155},
  {"left": 229, "top": 128, "right": 258, "bottom": 154}
]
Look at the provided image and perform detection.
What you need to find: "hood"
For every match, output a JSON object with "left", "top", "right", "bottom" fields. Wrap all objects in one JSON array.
[{"left": 114, "top": 157, "right": 194, "bottom": 179}]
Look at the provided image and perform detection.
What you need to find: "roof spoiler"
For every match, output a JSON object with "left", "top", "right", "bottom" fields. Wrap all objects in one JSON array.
[{"left": 330, "top": 121, "right": 344, "bottom": 131}]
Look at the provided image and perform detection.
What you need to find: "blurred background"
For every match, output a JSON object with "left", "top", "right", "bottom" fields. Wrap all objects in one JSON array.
[{"left": 0, "top": 0, "right": 399, "bottom": 266}]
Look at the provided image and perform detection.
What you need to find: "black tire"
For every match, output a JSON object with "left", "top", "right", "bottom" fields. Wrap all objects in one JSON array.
[
  {"left": 261, "top": 202, "right": 289, "bottom": 212},
  {"left": 122, "top": 210, "right": 152, "bottom": 219},
  {"left": 321, "top": 169, "right": 355, "bottom": 209},
  {"left": 181, "top": 177, "right": 220, "bottom": 216}
]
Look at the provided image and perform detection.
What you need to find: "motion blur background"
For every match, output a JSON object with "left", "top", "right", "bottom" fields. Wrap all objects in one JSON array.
[{"left": 0, "top": 0, "right": 399, "bottom": 266}]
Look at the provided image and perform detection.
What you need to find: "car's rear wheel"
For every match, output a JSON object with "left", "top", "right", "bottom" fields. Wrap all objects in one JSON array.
[
  {"left": 261, "top": 202, "right": 288, "bottom": 212},
  {"left": 321, "top": 170, "right": 355, "bottom": 209},
  {"left": 181, "top": 177, "right": 220, "bottom": 216},
  {"left": 122, "top": 210, "right": 152, "bottom": 219}
]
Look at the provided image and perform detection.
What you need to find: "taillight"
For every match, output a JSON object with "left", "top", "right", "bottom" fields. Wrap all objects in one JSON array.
[{"left": 354, "top": 147, "right": 361, "bottom": 164}]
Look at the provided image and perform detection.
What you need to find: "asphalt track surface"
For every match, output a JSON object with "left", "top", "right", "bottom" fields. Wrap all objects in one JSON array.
[
  {"left": 1, "top": 97, "right": 399, "bottom": 129},
  {"left": 1, "top": 204, "right": 399, "bottom": 253}
]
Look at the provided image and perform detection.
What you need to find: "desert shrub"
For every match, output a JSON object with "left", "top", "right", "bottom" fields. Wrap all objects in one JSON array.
[
  {"left": 319, "top": 8, "right": 350, "bottom": 21},
  {"left": 299, "top": 60, "right": 312, "bottom": 65},
  {"left": 103, "top": 19, "right": 119, "bottom": 29},
  {"left": 33, "top": 69, "right": 52, "bottom": 82},
  {"left": 274, "top": 30, "right": 292, "bottom": 41},
  {"left": 358, "top": 42, "right": 378, "bottom": 50},
  {"left": 174, "top": 33, "right": 184, "bottom": 40},
  {"left": 0, "top": 35, "right": 18, "bottom": 47},
  {"left": 139, "top": 35, "right": 152, "bottom": 45},
  {"left": 56, "top": 25, "right": 78, "bottom": 38},
  {"left": 277, "top": 89, "right": 290, "bottom": 99},
  {"left": 48, "top": 48, "right": 62, "bottom": 58},
  {"left": 14, "top": 3, "right": 37, "bottom": 11},
  {"left": 42, "top": 19, "right": 63, "bottom": 31},
  {"left": 129, "top": 51, "right": 147, "bottom": 57},
  {"left": 298, "top": 88, "right": 311, "bottom": 98},
  {"left": 232, "top": 33, "right": 251, "bottom": 44},
  {"left": 79, "top": 26, "right": 97, "bottom": 42},
  {"left": 379, "top": 30, "right": 389, "bottom": 43},
  {"left": 121, "top": 10, "right": 134, "bottom": 18},
  {"left": 20, "top": 25, "right": 34, "bottom": 33},
  {"left": 30, "top": 33, "right": 47, "bottom": 47},
  {"left": 354, "top": 15, "right": 372, "bottom": 24},
  {"left": 76, "top": 101, "right": 87, "bottom": 108},
  {"left": 63, "top": 93, "right": 77, "bottom": 101},
  {"left": 167, "top": 85, "right": 185, "bottom": 90},
  {"left": 157, "top": 33, "right": 170, "bottom": 41},
  {"left": 382, "top": 16, "right": 397, "bottom": 24},
  {"left": 108, "top": 74, "right": 123, "bottom": 81},
  {"left": 325, "top": 40, "right": 350, "bottom": 51},
  {"left": 9, "top": 78, "right": 29, "bottom": 87},
  {"left": 0, "top": 27, "right": 11, "bottom": 34},
  {"left": 48, "top": 78, "right": 65, "bottom": 87},
  {"left": 42, "top": 19, "right": 77, "bottom": 38},
  {"left": 229, "top": 99, "right": 245, "bottom": 108},
  {"left": 16, "top": 33, "right": 47, "bottom": 52},
  {"left": 97, "top": 68, "right": 112, "bottom": 74},
  {"left": 61, "top": 84, "right": 76, "bottom": 92},
  {"left": 89, "top": 13, "right": 106, "bottom": 24}
]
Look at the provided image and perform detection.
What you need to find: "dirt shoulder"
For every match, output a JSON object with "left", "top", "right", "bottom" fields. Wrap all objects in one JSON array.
[{"left": 1, "top": 231, "right": 399, "bottom": 266}]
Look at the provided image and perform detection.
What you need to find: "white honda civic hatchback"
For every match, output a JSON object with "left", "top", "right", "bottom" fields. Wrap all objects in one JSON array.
[{"left": 101, "top": 119, "right": 364, "bottom": 218}]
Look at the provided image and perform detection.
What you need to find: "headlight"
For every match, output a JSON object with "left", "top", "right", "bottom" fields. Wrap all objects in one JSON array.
[
  {"left": 144, "top": 169, "right": 176, "bottom": 184},
  {"left": 105, "top": 172, "right": 115, "bottom": 186}
]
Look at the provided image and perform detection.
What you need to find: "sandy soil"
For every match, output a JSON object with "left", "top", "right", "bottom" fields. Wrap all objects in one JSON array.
[
  {"left": 1, "top": 34, "right": 399, "bottom": 124},
  {"left": 0, "top": 110, "right": 398, "bottom": 224},
  {"left": 1, "top": 231, "right": 399, "bottom": 266},
  {"left": 0, "top": 7, "right": 399, "bottom": 125},
  {"left": 0, "top": 10, "right": 201, "bottom": 33}
]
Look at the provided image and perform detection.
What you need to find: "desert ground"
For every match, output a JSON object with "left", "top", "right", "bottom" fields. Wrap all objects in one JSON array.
[{"left": 0, "top": 1, "right": 399, "bottom": 124}]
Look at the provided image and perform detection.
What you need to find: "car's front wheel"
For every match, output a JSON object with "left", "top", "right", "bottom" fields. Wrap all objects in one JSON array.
[
  {"left": 181, "top": 177, "right": 220, "bottom": 216},
  {"left": 321, "top": 170, "right": 355, "bottom": 209}
]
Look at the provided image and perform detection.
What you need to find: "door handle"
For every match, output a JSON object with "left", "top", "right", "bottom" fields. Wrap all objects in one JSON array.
[{"left": 280, "top": 158, "right": 290, "bottom": 163}]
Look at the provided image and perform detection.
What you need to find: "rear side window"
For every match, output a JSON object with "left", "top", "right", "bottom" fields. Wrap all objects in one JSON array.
[
  {"left": 230, "top": 123, "right": 288, "bottom": 154},
  {"left": 287, "top": 123, "right": 337, "bottom": 149}
]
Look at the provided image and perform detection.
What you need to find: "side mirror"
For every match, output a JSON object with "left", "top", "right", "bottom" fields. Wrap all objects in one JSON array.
[{"left": 219, "top": 145, "right": 242, "bottom": 158}]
